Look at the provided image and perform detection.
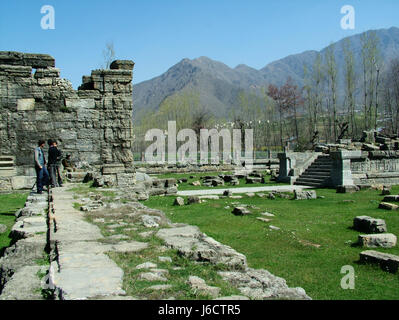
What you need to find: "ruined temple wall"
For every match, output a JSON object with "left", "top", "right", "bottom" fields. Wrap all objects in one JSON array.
[
  {"left": 0, "top": 52, "right": 135, "bottom": 179},
  {"left": 350, "top": 151, "right": 399, "bottom": 186}
]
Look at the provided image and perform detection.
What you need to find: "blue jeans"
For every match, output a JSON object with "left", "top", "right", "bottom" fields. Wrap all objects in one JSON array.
[{"left": 35, "top": 166, "right": 49, "bottom": 193}]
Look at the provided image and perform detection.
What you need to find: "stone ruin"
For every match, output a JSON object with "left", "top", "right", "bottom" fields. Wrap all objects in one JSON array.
[
  {"left": 0, "top": 51, "right": 136, "bottom": 190},
  {"left": 277, "top": 130, "right": 399, "bottom": 190}
]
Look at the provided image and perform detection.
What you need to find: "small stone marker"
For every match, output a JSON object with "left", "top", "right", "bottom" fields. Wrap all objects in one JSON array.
[
  {"left": 173, "top": 197, "right": 185, "bottom": 206},
  {"left": 232, "top": 207, "right": 251, "bottom": 216},
  {"left": 191, "top": 181, "right": 201, "bottom": 186},
  {"left": 358, "top": 233, "right": 397, "bottom": 248},
  {"left": 379, "top": 202, "right": 399, "bottom": 210},
  {"left": 353, "top": 216, "right": 387, "bottom": 233},
  {"left": 0, "top": 224, "right": 6, "bottom": 234}
]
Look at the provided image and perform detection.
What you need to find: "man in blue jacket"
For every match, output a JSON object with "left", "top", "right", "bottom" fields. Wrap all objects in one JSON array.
[{"left": 34, "top": 140, "right": 49, "bottom": 194}]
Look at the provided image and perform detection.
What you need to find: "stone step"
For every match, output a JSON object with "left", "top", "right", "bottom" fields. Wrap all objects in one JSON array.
[
  {"left": 300, "top": 173, "right": 331, "bottom": 179},
  {"left": 0, "top": 161, "right": 15, "bottom": 167},
  {"left": 313, "top": 159, "right": 333, "bottom": 164},
  {"left": 295, "top": 177, "right": 327, "bottom": 183},
  {"left": 306, "top": 168, "right": 332, "bottom": 173},
  {"left": 309, "top": 164, "right": 333, "bottom": 169},
  {"left": 294, "top": 181, "right": 324, "bottom": 187},
  {"left": 0, "top": 167, "right": 17, "bottom": 177},
  {"left": 0, "top": 156, "right": 15, "bottom": 162}
]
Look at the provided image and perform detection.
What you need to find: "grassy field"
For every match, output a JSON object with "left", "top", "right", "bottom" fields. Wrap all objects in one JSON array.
[
  {"left": 152, "top": 171, "right": 285, "bottom": 191},
  {"left": 145, "top": 187, "right": 399, "bottom": 300},
  {"left": 0, "top": 192, "right": 28, "bottom": 253}
]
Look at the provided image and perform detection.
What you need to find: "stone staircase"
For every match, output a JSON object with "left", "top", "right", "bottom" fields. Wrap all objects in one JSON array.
[
  {"left": 294, "top": 155, "right": 332, "bottom": 188},
  {"left": 0, "top": 155, "right": 16, "bottom": 177}
]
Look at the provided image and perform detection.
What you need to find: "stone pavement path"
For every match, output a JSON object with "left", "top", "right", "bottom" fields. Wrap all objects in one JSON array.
[
  {"left": 49, "top": 187, "right": 147, "bottom": 300},
  {"left": 177, "top": 185, "right": 311, "bottom": 196}
]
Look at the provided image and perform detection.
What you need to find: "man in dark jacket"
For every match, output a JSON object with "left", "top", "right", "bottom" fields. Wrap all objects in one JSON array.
[{"left": 48, "top": 140, "right": 63, "bottom": 187}]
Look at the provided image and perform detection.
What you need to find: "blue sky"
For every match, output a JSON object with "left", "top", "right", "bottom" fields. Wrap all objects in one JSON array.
[{"left": 1, "top": 0, "right": 398, "bottom": 88}]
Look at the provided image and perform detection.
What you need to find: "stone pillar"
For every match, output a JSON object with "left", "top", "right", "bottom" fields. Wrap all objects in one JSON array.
[
  {"left": 277, "top": 152, "right": 296, "bottom": 183},
  {"left": 330, "top": 150, "right": 361, "bottom": 187}
]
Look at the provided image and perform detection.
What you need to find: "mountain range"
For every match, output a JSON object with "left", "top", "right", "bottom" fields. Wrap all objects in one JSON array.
[{"left": 133, "top": 27, "right": 399, "bottom": 120}]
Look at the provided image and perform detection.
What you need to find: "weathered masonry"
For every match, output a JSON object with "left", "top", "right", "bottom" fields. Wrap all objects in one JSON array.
[{"left": 0, "top": 51, "right": 136, "bottom": 190}]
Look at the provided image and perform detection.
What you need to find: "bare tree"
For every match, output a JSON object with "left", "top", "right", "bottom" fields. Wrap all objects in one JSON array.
[
  {"left": 343, "top": 38, "right": 357, "bottom": 137},
  {"left": 102, "top": 41, "right": 115, "bottom": 69},
  {"left": 325, "top": 44, "right": 338, "bottom": 141}
]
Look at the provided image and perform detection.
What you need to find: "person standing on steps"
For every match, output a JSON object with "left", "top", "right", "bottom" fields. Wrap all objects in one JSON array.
[
  {"left": 34, "top": 140, "right": 49, "bottom": 194},
  {"left": 48, "top": 139, "right": 63, "bottom": 187}
]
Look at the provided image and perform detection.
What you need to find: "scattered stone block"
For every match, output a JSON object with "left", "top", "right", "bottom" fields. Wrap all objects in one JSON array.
[
  {"left": 158, "top": 256, "right": 172, "bottom": 263},
  {"left": 336, "top": 185, "right": 359, "bottom": 193},
  {"left": 382, "top": 195, "right": 399, "bottom": 202},
  {"left": 358, "top": 233, "right": 397, "bottom": 248},
  {"left": 191, "top": 181, "right": 201, "bottom": 186},
  {"left": 141, "top": 215, "right": 161, "bottom": 228},
  {"left": 147, "top": 284, "right": 172, "bottom": 291},
  {"left": 223, "top": 190, "right": 233, "bottom": 197},
  {"left": 261, "top": 212, "right": 275, "bottom": 217},
  {"left": 269, "top": 225, "right": 280, "bottom": 231},
  {"left": 187, "top": 276, "right": 220, "bottom": 298},
  {"left": 353, "top": 216, "right": 387, "bottom": 233},
  {"left": 294, "top": 190, "right": 317, "bottom": 200},
  {"left": 379, "top": 202, "right": 399, "bottom": 210},
  {"left": 107, "top": 234, "right": 130, "bottom": 240},
  {"left": 359, "top": 250, "right": 399, "bottom": 273},
  {"left": 382, "top": 186, "right": 392, "bottom": 196},
  {"left": 246, "top": 193, "right": 255, "bottom": 197},
  {"left": 199, "top": 195, "right": 219, "bottom": 200},
  {"left": 188, "top": 196, "right": 200, "bottom": 204},
  {"left": 268, "top": 192, "right": 276, "bottom": 200},
  {"left": 246, "top": 177, "right": 262, "bottom": 184},
  {"left": 232, "top": 207, "right": 251, "bottom": 216},
  {"left": 173, "top": 197, "right": 185, "bottom": 206},
  {"left": 257, "top": 217, "right": 271, "bottom": 223},
  {"left": 229, "top": 195, "right": 242, "bottom": 199},
  {"left": 0, "top": 224, "right": 6, "bottom": 234},
  {"left": 135, "top": 262, "right": 158, "bottom": 270},
  {"left": 138, "top": 231, "right": 155, "bottom": 238},
  {"left": 138, "top": 272, "right": 167, "bottom": 282}
]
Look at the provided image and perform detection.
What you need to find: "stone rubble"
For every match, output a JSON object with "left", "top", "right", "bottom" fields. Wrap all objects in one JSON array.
[{"left": 1, "top": 185, "right": 311, "bottom": 300}]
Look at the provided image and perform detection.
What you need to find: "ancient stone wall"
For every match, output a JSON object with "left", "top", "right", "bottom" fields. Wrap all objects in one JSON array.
[
  {"left": 0, "top": 51, "right": 135, "bottom": 188},
  {"left": 350, "top": 151, "right": 399, "bottom": 186}
]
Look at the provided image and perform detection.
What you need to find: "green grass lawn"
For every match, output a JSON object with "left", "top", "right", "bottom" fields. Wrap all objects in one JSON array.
[
  {"left": 152, "top": 171, "right": 286, "bottom": 191},
  {"left": 145, "top": 187, "right": 399, "bottom": 300},
  {"left": 0, "top": 192, "right": 28, "bottom": 253}
]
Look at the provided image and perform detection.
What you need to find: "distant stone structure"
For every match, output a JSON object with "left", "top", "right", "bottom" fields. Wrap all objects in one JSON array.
[
  {"left": 0, "top": 51, "right": 136, "bottom": 190},
  {"left": 278, "top": 130, "right": 399, "bottom": 189}
]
